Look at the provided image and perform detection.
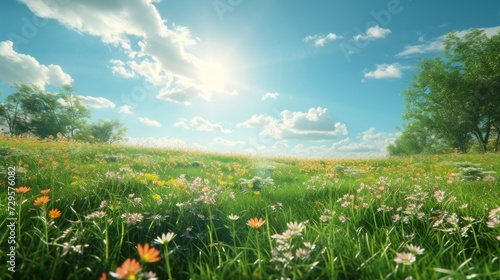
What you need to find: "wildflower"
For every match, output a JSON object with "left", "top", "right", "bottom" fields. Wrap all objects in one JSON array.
[
  {"left": 303, "top": 242, "right": 316, "bottom": 250},
  {"left": 134, "top": 197, "right": 142, "bottom": 204},
  {"left": 406, "top": 244, "right": 425, "bottom": 255},
  {"left": 122, "top": 213, "right": 144, "bottom": 225},
  {"left": 247, "top": 217, "right": 266, "bottom": 229},
  {"left": 228, "top": 214, "right": 240, "bottom": 221},
  {"left": 111, "top": 258, "right": 141, "bottom": 279},
  {"left": 129, "top": 193, "right": 135, "bottom": 198},
  {"left": 154, "top": 232, "right": 176, "bottom": 245},
  {"left": 394, "top": 252, "right": 416, "bottom": 265},
  {"left": 48, "top": 209, "right": 62, "bottom": 219},
  {"left": 152, "top": 194, "right": 161, "bottom": 201},
  {"left": 145, "top": 173, "right": 159, "bottom": 181},
  {"left": 137, "top": 243, "right": 161, "bottom": 263},
  {"left": 85, "top": 211, "right": 106, "bottom": 219},
  {"left": 143, "top": 271, "right": 158, "bottom": 280},
  {"left": 40, "top": 189, "right": 51, "bottom": 195},
  {"left": 338, "top": 215, "right": 347, "bottom": 223},
  {"left": 287, "top": 221, "right": 305, "bottom": 233},
  {"left": 434, "top": 190, "right": 445, "bottom": 202},
  {"left": 34, "top": 196, "right": 50, "bottom": 206},
  {"left": 99, "top": 200, "right": 108, "bottom": 209},
  {"left": 98, "top": 272, "right": 107, "bottom": 280},
  {"left": 15, "top": 186, "right": 32, "bottom": 193},
  {"left": 319, "top": 215, "right": 331, "bottom": 222},
  {"left": 295, "top": 248, "right": 310, "bottom": 259},
  {"left": 489, "top": 207, "right": 500, "bottom": 219}
]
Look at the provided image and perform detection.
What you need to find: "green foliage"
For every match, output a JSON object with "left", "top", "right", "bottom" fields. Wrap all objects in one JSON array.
[
  {"left": 394, "top": 29, "right": 500, "bottom": 155},
  {"left": 239, "top": 176, "right": 275, "bottom": 191},
  {"left": 0, "top": 83, "right": 125, "bottom": 144},
  {"left": 455, "top": 162, "right": 497, "bottom": 182},
  {"left": 0, "top": 138, "right": 499, "bottom": 279}
]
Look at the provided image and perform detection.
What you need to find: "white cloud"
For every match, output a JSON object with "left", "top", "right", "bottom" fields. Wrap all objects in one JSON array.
[
  {"left": 237, "top": 114, "right": 278, "bottom": 128},
  {"left": 238, "top": 107, "right": 347, "bottom": 141},
  {"left": 0, "top": 40, "right": 73, "bottom": 89},
  {"left": 118, "top": 105, "right": 133, "bottom": 115},
  {"left": 78, "top": 96, "right": 115, "bottom": 109},
  {"left": 262, "top": 92, "right": 279, "bottom": 101},
  {"left": 19, "top": 0, "right": 234, "bottom": 105},
  {"left": 173, "top": 120, "right": 189, "bottom": 129},
  {"left": 396, "top": 26, "right": 500, "bottom": 57},
  {"left": 363, "top": 63, "right": 411, "bottom": 80},
  {"left": 354, "top": 25, "right": 391, "bottom": 41},
  {"left": 209, "top": 137, "right": 246, "bottom": 147},
  {"left": 138, "top": 117, "right": 161, "bottom": 127},
  {"left": 191, "top": 116, "right": 231, "bottom": 133},
  {"left": 109, "top": 59, "right": 136, "bottom": 78},
  {"left": 279, "top": 128, "right": 399, "bottom": 158},
  {"left": 330, "top": 128, "right": 400, "bottom": 156},
  {"left": 304, "top": 33, "right": 342, "bottom": 47}
]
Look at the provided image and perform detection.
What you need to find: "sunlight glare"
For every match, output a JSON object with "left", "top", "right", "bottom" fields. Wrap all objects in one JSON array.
[{"left": 198, "top": 59, "right": 229, "bottom": 92}]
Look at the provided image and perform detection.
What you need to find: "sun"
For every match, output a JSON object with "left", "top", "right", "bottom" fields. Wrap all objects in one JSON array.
[{"left": 198, "top": 59, "right": 230, "bottom": 92}]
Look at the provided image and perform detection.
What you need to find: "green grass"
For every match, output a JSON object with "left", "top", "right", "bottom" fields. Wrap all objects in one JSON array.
[{"left": 0, "top": 136, "right": 499, "bottom": 279}]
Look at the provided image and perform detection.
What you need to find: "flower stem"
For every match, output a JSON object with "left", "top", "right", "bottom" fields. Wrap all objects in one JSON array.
[{"left": 164, "top": 246, "right": 173, "bottom": 280}]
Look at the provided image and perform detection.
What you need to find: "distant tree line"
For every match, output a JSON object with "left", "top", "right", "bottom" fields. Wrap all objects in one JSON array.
[
  {"left": 0, "top": 83, "right": 126, "bottom": 144},
  {"left": 388, "top": 29, "right": 500, "bottom": 156}
]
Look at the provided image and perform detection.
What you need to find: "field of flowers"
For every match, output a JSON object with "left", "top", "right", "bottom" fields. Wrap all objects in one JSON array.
[{"left": 1, "top": 136, "right": 499, "bottom": 279}]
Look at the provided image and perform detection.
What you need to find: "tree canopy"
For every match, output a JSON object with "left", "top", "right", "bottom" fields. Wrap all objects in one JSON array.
[
  {"left": 0, "top": 83, "right": 126, "bottom": 144},
  {"left": 389, "top": 29, "right": 500, "bottom": 155}
]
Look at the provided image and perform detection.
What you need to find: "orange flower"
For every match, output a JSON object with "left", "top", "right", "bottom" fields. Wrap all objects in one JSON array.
[
  {"left": 114, "top": 258, "right": 141, "bottom": 279},
  {"left": 48, "top": 209, "right": 61, "bottom": 219},
  {"left": 137, "top": 243, "right": 161, "bottom": 263},
  {"left": 34, "top": 196, "right": 50, "bottom": 206},
  {"left": 98, "top": 272, "right": 107, "bottom": 280},
  {"left": 15, "top": 186, "right": 32, "bottom": 194},
  {"left": 40, "top": 189, "right": 51, "bottom": 195},
  {"left": 247, "top": 217, "right": 266, "bottom": 229}
]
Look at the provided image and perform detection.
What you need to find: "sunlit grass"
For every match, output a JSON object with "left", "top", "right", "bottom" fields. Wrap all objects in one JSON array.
[{"left": 0, "top": 136, "right": 499, "bottom": 279}]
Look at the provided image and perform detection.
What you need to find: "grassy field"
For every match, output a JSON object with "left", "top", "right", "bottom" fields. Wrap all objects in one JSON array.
[{"left": 1, "top": 136, "right": 499, "bottom": 279}]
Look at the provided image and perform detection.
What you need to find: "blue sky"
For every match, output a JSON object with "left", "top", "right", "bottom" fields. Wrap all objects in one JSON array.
[{"left": 1, "top": 0, "right": 499, "bottom": 158}]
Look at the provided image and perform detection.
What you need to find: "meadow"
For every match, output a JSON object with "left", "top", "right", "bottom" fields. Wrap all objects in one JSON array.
[{"left": 0, "top": 136, "right": 499, "bottom": 279}]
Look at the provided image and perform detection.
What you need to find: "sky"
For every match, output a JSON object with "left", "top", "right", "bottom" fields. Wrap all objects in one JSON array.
[{"left": 1, "top": 0, "right": 499, "bottom": 158}]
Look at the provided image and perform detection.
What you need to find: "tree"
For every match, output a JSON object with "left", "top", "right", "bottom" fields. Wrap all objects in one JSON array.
[
  {"left": 75, "top": 119, "right": 127, "bottom": 144},
  {"left": 387, "top": 120, "right": 449, "bottom": 156},
  {"left": 0, "top": 84, "right": 31, "bottom": 137},
  {"left": 398, "top": 29, "right": 500, "bottom": 154},
  {"left": 57, "top": 85, "right": 91, "bottom": 138}
]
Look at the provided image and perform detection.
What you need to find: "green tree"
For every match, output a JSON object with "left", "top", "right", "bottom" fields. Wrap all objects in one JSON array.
[
  {"left": 0, "top": 84, "right": 32, "bottom": 137},
  {"left": 75, "top": 119, "right": 127, "bottom": 144},
  {"left": 57, "top": 85, "right": 91, "bottom": 138},
  {"left": 399, "top": 29, "right": 500, "bottom": 154}
]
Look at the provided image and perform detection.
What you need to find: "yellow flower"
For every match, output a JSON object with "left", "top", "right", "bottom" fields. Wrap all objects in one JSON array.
[
  {"left": 48, "top": 208, "right": 61, "bottom": 219},
  {"left": 156, "top": 181, "right": 165, "bottom": 187},
  {"left": 140, "top": 179, "right": 148, "bottom": 185},
  {"left": 152, "top": 194, "right": 161, "bottom": 201},
  {"left": 145, "top": 173, "right": 159, "bottom": 181},
  {"left": 253, "top": 191, "right": 260, "bottom": 196},
  {"left": 247, "top": 217, "right": 266, "bottom": 229}
]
